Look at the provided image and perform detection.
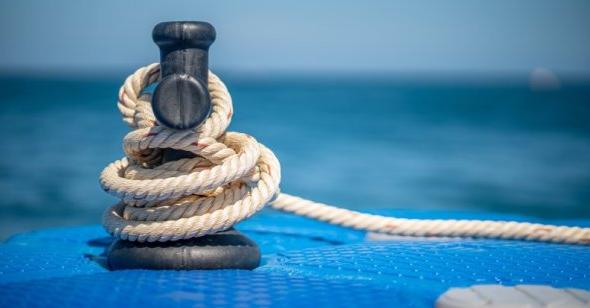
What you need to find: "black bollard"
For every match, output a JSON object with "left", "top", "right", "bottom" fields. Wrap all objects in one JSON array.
[
  {"left": 153, "top": 21, "right": 215, "bottom": 161},
  {"left": 107, "top": 21, "right": 261, "bottom": 271},
  {"left": 152, "top": 21, "right": 214, "bottom": 131}
]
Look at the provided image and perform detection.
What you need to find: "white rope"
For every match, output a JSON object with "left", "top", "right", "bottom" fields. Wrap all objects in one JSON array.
[{"left": 100, "top": 63, "right": 590, "bottom": 245}]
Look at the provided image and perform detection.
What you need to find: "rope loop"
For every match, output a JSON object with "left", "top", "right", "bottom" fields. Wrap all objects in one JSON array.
[{"left": 101, "top": 64, "right": 279, "bottom": 242}]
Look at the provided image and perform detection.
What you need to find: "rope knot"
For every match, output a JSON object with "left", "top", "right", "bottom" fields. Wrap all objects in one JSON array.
[{"left": 100, "top": 64, "right": 280, "bottom": 242}]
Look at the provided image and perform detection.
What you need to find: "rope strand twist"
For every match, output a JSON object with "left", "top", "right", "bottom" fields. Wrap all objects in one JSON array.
[{"left": 100, "top": 63, "right": 590, "bottom": 245}]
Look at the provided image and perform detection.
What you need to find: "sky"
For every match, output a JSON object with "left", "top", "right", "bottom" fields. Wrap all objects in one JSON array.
[{"left": 0, "top": 0, "right": 589, "bottom": 75}]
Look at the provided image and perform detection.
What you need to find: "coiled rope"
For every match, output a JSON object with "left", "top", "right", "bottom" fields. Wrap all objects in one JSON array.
[{"left": 100, "top": 63, "right": 590, "bottom": 245}]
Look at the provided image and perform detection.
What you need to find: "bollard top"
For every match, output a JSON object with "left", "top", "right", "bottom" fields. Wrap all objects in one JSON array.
[{"left": 153, "top": 21, "right": 216, "bottom": 51}]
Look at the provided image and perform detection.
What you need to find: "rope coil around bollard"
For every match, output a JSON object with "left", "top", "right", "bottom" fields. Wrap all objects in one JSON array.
[{"left": 100, "top": 63, "right": 590, "bottom": 245}]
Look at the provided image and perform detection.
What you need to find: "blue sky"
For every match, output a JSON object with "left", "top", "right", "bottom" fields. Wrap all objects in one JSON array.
[{"left": 0, "top": 0, "right": 589, "bottom": 75}]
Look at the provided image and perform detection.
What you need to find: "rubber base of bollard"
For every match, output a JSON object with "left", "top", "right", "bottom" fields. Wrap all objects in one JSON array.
[{"left": 107, "top": 228, "right": 260, "bottom": 270}]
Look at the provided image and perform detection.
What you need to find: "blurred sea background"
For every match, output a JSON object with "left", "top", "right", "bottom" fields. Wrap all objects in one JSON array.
[{"left": 1, "top": 1, "right": 589, "bottom": 239}]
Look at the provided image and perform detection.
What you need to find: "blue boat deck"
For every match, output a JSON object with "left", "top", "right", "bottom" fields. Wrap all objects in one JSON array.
[{"left": 1, "top": 209, "right": 589, "bottom": 307}]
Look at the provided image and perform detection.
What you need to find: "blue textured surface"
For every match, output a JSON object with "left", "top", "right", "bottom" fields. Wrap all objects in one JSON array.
[{"left": 1, "top": 209, "right": 589, "bottom": 307}]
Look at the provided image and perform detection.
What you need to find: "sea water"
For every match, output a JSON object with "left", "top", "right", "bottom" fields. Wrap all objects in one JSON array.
[{"left": 0, "top": 73, "right": 589, "bottom": 239}]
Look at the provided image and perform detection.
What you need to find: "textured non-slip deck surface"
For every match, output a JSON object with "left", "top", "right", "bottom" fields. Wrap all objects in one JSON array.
[{"left": 1, "top": 209, "right": 589, "bottom": 307}]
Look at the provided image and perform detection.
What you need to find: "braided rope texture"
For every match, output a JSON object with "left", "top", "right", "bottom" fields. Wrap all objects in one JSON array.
[{"left": 100, "top": 63, "right": 590, "bottom": 245}]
